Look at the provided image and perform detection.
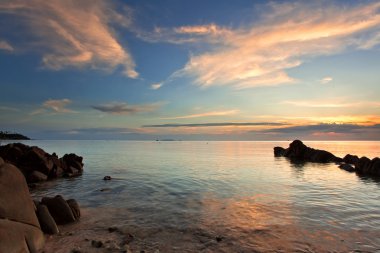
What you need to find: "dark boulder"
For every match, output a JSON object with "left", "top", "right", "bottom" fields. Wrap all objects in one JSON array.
[
  {"left": 339, "top": 163, "right": 355, "bottom": 172},
  {"left": 67, "top": 199, "right": 81, "bottom": 220},
  {"left": 343, "top": 154, "right": 359, "bottom": 165},
  {"left": 274, "top": 147, "right": 286, "bottom": 157},
  {"left": 28, "top": 170, "right": 48, "bottom": 182},
  {"left": 41, "top": 195, "right": 76, "bottom": 225},
  {"left": 0, "top": 161, "right": 45, "bottom": 252},
  {"left": 36, "top": 204, "right": 59, "bottom": 235},
  {"left": 274, "top": 140, "right": 341, "bottom": 163},
  {"left": 0, "top": 143, "right": 84, "bottom": 183},
  {"left": 355, "top": 157, "right": 380, "bottom": 176}
]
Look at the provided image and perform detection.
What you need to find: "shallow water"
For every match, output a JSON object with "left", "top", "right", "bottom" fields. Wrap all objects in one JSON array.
[{"left": 14, "top": 140, "right": 380, "bottom": 252}]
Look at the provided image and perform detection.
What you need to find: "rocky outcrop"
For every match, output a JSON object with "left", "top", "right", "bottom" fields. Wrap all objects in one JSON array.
[
  {"left": 274, "top": 140, "right": 380, "bottom": 177},
  {"left": 0, "top": 161, "right": 45, "bottom": 253},
  {"left": 0, "top": 143, "right": 84, "bottom": 184},
  {"left": 274, "top": 140, "right": 342, "bottom": 163}
]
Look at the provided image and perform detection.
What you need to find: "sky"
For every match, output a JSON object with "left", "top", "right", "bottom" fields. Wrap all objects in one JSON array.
[{"left": 0, "top": 0, "right": 379, "bottom": 140}]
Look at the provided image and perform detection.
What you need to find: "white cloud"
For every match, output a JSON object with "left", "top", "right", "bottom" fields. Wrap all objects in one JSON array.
[
  {"left": 151, "top": 82, "right": 163, "bottom": 90},
  {"left": 0, "top": 40, "right": 13, "bottom": 51},
  {"left": 0, "top": 0, "right": 138, "bottom": 78},
  {"left": 152, "top": 2, "right": 380, "bottom": 89},
  {"left": 320, "top": 76, "right": 333, "bottom": 84}
]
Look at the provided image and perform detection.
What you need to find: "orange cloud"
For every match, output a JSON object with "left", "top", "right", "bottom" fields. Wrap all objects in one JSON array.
[
  {"left": 158, "top": 2, "right": 380, "bottom": 89},
  {"left": 0, "top": 0, "right": 138, "bottom": 78},
  {"left": 0, "top": 40, "right": 13, "bottom": 51}
]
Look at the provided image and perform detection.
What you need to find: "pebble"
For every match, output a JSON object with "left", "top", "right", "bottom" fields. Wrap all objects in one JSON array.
[{"left": 91, "top": 240, "right": 103, "bottom": 248}]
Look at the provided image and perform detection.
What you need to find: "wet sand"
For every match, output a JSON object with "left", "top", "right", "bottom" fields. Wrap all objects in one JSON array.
[{"left": 43, "top": 207, "right": 380, "bottom": 253}]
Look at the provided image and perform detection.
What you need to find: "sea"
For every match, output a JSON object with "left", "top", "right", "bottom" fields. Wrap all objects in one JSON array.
[{"left": 6, "top": 140, "right": 380, "bottom": 252}]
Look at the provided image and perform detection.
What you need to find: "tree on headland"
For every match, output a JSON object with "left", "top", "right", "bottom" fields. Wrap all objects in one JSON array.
[{"left": 0, "top": 131, "right": 30, "bottom": 140}]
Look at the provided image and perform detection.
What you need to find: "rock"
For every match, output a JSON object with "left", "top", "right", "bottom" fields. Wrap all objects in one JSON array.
[
  {"left": 108, "top": 226, "right": 118, "bottom": 233},
  {"left": 103, "top": 175, "right": 112, "bottom": 180},
  {"left": 339, "top": 163, "right": 355, "bottom": 172},
  {"left": 215, "top": 236, "right": 223, "bottom": 242},
  {"left": 91, "top": 240, "right": 103, "bottom": 248},
  {"left": 67, "top": 199, "right": 81, "bottom": 220},
  {"left": 274, "top": 140, "right": 341, "bottom": 163},
  {"left": 28, "top": 170, "right": 48, "bottom": 182},
  {"left": 355, "top": 157, "right": 380, "bottom": 176},
  {"left": 343, "top": 154, "right": 359, "bottom": 165},
  {"left": 0, "top": 143, "right": 84, "bottom": 183},
  {"left": 274, "top": 147, "right": 286, "bottom": 157},
  {"left": 0, "top": 162, "right": 45, "bottom": 252},
  {"left": 36, "top": 204, "right": 59, "bottom": 235},
  {"left": 41, "top": 195, "right": 76, "bottom": 225}
]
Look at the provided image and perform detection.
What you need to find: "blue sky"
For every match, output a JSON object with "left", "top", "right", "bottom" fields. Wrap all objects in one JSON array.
[{"left": 0, "top": 0, "right": 379, "bottom": 140}]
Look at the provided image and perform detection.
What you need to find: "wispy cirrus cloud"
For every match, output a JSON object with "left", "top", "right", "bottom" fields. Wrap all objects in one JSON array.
[
  {"left": 92, "top": 101, "right": 163, "bottom": 115},
  {"left": 31, "top": 98, "right": 75, "bottom": 115},
  {"left": 161, "top": 109, "right": 239, "bottom": 120},
  {"left": 282, "top": 100, "right": 380, "bottom": 108},
  {"left": 143, "top": 122, "right": 285, "bottom": 128},
  {"left": 260, "top": 123, "right": 380, "bottom": 135},
  {"left": 152, "top": 2, "right": 380, "bottom": 89},
  {"left": 0, "top": 40, "right": 13, "bottom": 51},
  {"left": 0, "top": 0, "right": 138, "bottom": 78}
]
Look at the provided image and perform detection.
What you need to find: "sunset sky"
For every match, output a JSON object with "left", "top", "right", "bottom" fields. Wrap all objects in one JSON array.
[{"left": 0, "top": 0, "right": 379, "bottom": 140}]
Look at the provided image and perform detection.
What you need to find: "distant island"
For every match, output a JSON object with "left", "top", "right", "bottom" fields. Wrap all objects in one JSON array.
[{"left": 0, "top": 131, "right": 30, "bottom": 140}]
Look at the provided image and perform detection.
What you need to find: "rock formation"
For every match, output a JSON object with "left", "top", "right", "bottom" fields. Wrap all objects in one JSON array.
[
  {"left": 274, "top": 140, "right": 380, "bottom": 177},
  {"left": 0, "top": 158, "right": 45, "bottom": 253},
  {"left": 0, "top": 143, "right": 84, "bottom": 183},
  {"left": 274, "top": 140, "right": 342, "bottom": 163}
]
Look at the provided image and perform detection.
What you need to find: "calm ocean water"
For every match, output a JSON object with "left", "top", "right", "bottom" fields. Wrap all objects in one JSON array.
[{"left": 10, "top": 140, "right": 380, "bottom": 252}]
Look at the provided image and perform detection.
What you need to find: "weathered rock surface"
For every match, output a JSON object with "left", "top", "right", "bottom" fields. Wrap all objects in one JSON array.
[
  {"left": 41, "top": 195, "right": 76, "bottom": 225},
  {"left": 274, "top": 140, "right": 342, "bottom": 163},
  {"left": 0, "top": 142, "right": 84, "bottom": 183},
  {"left": 0, "top": 161, "right": 45, "bottom": 252},
  {"left": 36, "top": 204, "right": 60, "bottom": 235},
  {"left": 67, "top": 199, "right": 81, "bottom": 220}
]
